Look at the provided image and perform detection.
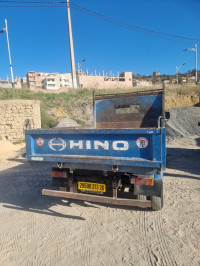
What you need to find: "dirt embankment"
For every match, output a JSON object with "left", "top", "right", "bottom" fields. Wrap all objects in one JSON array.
[
  {"left": 165, "top": 85, "right": 199, "bottom": 109},
  {"left": 165, "top": 94, "right": 199, "bottom": 109}
]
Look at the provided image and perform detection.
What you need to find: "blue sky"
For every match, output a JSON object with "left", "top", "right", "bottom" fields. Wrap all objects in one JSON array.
[{"left": 0, "top": 0, "right": 200, "bottom": 80}]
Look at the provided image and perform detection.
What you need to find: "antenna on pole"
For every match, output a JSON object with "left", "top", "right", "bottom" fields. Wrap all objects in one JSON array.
[
  {"left": 66, "top": 0, "right": 77, "bottom": 89},
  {"left": 5, "top": 19, "right": 14, "bottom": 88}
]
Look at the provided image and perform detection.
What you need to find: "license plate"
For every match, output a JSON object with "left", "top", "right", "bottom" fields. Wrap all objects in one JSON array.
[{"left": 78, "top": 182, "right": 106, "bottom": 192}]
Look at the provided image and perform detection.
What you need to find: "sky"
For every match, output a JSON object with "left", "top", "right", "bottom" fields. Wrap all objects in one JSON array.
[{"left": 0, "top": 0, "right": 200, "bottom": 80}]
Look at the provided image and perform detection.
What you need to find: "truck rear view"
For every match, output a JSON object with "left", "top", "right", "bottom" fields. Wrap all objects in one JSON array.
[{"left": 25, "top": 89, "right": 167, "bottom": 210}]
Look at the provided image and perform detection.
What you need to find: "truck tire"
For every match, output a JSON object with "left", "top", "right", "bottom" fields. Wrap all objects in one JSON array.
[
  {"left": 151, "top": 196, "right": 163, "bottom": 210},
  {"left": 151, "top": 179, "right": 164, "bottom": 211},
  {"left": 151, "top": 192, "right": 163, "bottom": 210}
]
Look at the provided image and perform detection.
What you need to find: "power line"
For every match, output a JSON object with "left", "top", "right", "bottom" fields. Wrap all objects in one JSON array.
[
  {"left": 69, "top": 2, "right": 200, "bottom": 43},
  {"left": 0, "top": 0, "right": 199, "bottom": 44},
  {"left": 0, "top": 5, "right": 65, "bottom": 7},
  {"left": 0, "top": 0, "right": 65, "bottom": 3},
  {"left": 68, "top": 4, "right": 199, "bottom": 44}
]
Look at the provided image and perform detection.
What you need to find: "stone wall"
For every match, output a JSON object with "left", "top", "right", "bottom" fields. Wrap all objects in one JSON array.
[{"left": 0, "top": 100, "right": 41, "bottom": 142}]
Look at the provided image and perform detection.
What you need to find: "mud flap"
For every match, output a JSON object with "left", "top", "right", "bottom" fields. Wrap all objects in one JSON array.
[{"left": 134, "top": 179, "right": 163, "bottom": 197}]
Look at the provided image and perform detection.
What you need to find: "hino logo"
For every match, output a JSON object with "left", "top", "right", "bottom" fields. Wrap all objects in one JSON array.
[
  {"left": 48, "top": 138, "right": 67, "bottom": 151},
  {"left": 48, "top": 138, "right": 129, "bottom": 151}
]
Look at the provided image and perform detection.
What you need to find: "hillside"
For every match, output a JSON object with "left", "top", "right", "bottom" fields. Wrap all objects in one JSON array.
[{"left": 0, "top": 84, "right": 199, "bottom": 128}]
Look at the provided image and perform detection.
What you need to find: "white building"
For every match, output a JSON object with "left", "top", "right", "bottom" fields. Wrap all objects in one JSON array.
[
  {"left": 42, "top": 73, "right": 72, "bottom": 90},
  {"left": 26, "top": 71, "right": 73, "bottom": 90},
  {"left": 133, "top": 80, "right": 152, "bottom": 87}
]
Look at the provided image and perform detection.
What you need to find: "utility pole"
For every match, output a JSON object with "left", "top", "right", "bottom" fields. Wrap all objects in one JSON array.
[
  {"left": 195, "top": 44, "right": 198, "bottom": 84},
  {"left": 5, "top": 19, "right": 14, "bottom": 87},
  {"left": 176, "top": 63, "right": 185, "bottom": 84},
  {"left": 184, "top": 44, "right": 198, "bottom": 84},
  {"left": 66, "top": 0, "right": 77, "bottom": 89},
  {"left": 78, "top": 59, "right": 85, "bottom": 73}
]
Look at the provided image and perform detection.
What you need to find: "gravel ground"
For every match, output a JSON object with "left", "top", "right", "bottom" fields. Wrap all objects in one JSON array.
[
  {"left": 0, "top": 106, "right": 200, "bottom": 265},
  {"left": 0, "top": 136, "right": 199, "bottom": 266}
]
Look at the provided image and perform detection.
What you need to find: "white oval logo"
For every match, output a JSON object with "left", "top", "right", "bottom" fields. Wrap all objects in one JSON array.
[{"left": 48, "top": 138, "right": 66, "bottom": 151}]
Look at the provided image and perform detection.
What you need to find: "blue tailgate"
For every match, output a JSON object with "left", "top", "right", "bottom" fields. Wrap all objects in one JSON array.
[{"left": 26, "top": 128, "right": 166, "bottom": 172}]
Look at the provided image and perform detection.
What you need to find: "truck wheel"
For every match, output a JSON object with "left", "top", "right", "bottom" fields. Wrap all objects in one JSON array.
[
  {"left": 151, "top": 193, "right": 163, "bottom": 211},
  {"left": 151, "top": 179, "right": 164, "bottom": 211}
]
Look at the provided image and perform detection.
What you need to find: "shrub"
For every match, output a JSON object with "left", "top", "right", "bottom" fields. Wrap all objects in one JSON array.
[{"left": 41, "top": 108, "right": 58, "bottom": 128}]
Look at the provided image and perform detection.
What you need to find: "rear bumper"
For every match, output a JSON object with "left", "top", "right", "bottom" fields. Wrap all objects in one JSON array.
[{"left": 42, "top": 189, "right": 152, "bottom": 208}]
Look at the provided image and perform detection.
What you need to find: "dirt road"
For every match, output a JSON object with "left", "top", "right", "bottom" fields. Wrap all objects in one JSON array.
[{"left": 0, "top": 137, "right": 199, "bottom": 266}]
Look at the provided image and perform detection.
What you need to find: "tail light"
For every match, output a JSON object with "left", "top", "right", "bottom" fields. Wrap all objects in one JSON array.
[
  {"left": 135, "top": 177, "right": 154, "bottom": 186},
  {"left": 51, "top": 169, "right": 68, "bottom": 178}
]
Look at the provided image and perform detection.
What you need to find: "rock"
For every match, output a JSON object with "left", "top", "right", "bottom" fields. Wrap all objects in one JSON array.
[
  {"left": 54, "top": 118, "right": 80, "bottom": 128},
  {"left": 166, "top": 106, "right": 200, "bottom": 140}
]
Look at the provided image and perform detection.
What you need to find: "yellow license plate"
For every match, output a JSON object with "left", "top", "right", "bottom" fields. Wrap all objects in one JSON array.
[{"left": 78, "top": 182, "right": 106, "bottom": 192}]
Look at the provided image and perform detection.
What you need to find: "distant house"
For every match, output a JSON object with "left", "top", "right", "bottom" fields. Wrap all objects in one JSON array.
[
  {"left": 26, "top": 72, "right": 72, "bottom": 90},
  {"left": 26, "top": 71, "right": 42, "bottom": 90},
  {"left": 26, "top": 71, "right": 134, "bottom": 90},
  {"left": 78, "top": 71, "right": 133, "bottom": 89},
  {"left": 0, "top": 77, "right": 21, "bottom": 89},
  {"left": 42, "top": 73, "right": 72, "bottom": 90},
  {"left": 153, "top": 71, "right": 160, "bottom": 77},
  {"left": 133, "top": 79, "right": 152, "bottom": 87}
]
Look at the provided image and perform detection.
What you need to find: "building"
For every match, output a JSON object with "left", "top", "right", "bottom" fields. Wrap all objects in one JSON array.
[
  {"left": 26, "top": 72, "right": 72, "bottom": 90},
  {"left": 21, "top": 77, "right": 27, "bottom": 85},
  {"left": 133, "top": 80, "right": 152, "bottom": 87},
  {"left": 26, "top": 71, "right": 134, "bottom": 90},
  {"left": 78, "top": 71, "right": 133, "bottom": 89},
  {"left": 42, "top": 73, "right": 72, "bottom": 90},
  {"left": 153, "top": 71, "right": 160, "bottom": 77},
  {"left": 26, "top": 72, "right": 42, "bottom": 90},
  {"left": 0, "top": 77, "right": 21, "bottom": 89}
]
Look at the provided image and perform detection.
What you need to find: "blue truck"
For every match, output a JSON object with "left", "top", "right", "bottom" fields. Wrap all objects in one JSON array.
[{"left": 25, "top": 89, "right": 167, "bottom": 210}]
